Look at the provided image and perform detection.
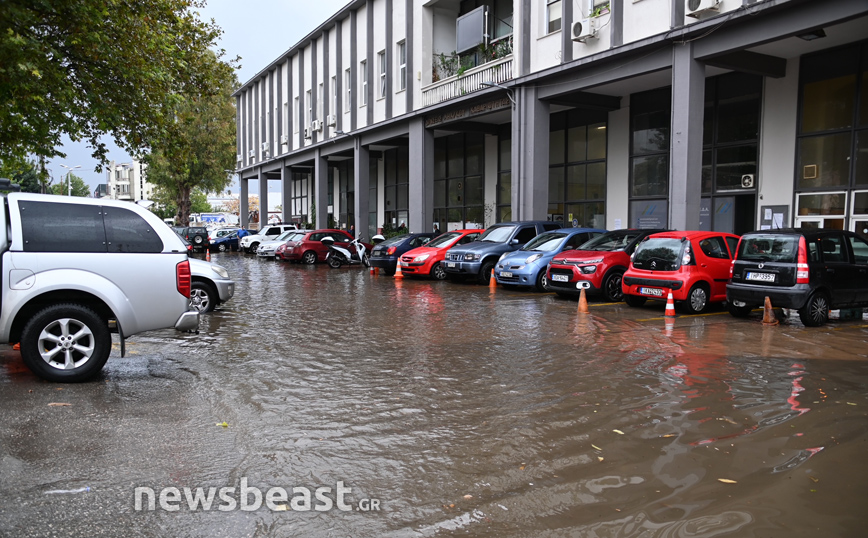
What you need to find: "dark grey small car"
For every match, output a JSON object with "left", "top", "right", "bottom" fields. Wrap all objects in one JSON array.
[{"left": 726, "top": 229, "right": 868, "bottom": 326}]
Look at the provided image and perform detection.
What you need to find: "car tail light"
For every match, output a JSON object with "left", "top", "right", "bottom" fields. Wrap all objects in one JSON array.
[
  {"left": 386, "top": 246, "right": 397, "bottom": 255},
  {"left": 797, "top": 236, "right": 809, "bottom": 284},
  {"left": 177, "top": 260, "right": 191, "bottom": 298}
]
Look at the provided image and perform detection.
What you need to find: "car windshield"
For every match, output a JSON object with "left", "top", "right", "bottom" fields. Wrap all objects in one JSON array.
[
  {"left": 478, "top": 225, "right": 516, "bottom": 242},
  {"left": 632, "top": 238, "right": 684, "bottom": 270},
  {"left": 380, "top": 234, "right": 410, "bottom": 246},
  {"left": 737, "top": 234, "right": 799, "bottom": 262},
  {"left": 521, "top": 232, "right": 566, "bottom": 252},
  {"left": 275, "top": 230, "right": 296, "bottom": 241},
  {"left": 579, "top": 231, "right": 640, "bottom": 251},
  {"left": 426, "top": 232, "right": 461, "bottom": 248}
]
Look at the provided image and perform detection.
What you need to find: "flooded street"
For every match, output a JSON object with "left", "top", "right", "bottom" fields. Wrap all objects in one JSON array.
[{"left": 2, "top": 251, "right": 867, "bottom": 537}]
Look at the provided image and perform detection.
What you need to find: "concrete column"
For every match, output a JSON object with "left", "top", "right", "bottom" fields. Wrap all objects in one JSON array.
[
  {"left": 353, "top": 139, "right": 371, "bottom": 239},
  {"left": 314, "top": 149, "right": 328, "bottom": 228},
  {"left": 669, "top": 42, "right": 705, "bottom": 231},
  {"left": 241, "top": 178, "right": 249, "bottom": 229},
  {"left": 281, "top": 164, "right": 290, "bottom": 223},
  {"left": 514, "top": 85, "right": 550, "bottom": 220},
  {"left": 258, "top": 168, "right": 268, "bottom": 225},
  {"left": 408, "top": 117, "right": 434, "bottom": 232}
]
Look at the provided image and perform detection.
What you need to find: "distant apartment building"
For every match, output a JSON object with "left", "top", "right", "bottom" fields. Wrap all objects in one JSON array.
[
  {"left": 233, "top": 0, "right": 868, "bottom": 239},
  {"left": 104, "top": 160, "right": 154, "bottom": 202}
]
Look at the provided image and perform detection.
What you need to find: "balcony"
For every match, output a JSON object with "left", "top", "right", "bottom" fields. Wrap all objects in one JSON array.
[{"left": 422, "top": 55, "right": 513, "bottom": 108}]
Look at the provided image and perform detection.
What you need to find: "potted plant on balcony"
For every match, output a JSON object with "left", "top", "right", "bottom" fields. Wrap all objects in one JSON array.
[{"left": 593, "top": 3, "right": 610, "bottom": 17}]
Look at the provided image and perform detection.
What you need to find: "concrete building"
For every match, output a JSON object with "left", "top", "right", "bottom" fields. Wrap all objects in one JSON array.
[
  {"left": 233, "top": 0, "right": 868, "bottom": 240},
  {"left": 104, "top": 160, "right": 154, "bottom": 202}
]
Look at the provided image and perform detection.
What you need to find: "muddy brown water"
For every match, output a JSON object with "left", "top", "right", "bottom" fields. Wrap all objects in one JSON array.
[{"left": 1, "top": 252, "right": 867, "bottom": 537}]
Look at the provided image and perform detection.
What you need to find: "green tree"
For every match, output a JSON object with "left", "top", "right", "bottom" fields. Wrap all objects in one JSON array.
[
  {"left": 50, "top": 173, "right": 90, "bottom": 197},
  {"left": 0, "top": 0, "right": 234, "bottom": 168},
  {"left": 145, "top": 52, "right": 238, "bottom": 225},
  {"left": 3, "top": 160, "right": 50, "bottom": 193}
]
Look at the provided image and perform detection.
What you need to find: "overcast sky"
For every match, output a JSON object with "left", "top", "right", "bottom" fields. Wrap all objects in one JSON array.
[{"left": 45, "top": 0, "right": 350, "bottom": 196}]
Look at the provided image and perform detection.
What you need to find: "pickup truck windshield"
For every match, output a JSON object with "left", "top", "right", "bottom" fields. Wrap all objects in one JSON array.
[{"left": 479, "top": 225, "right": 516, "bottom": 242}]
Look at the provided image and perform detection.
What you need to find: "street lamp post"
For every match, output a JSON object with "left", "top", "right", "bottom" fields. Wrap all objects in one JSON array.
[{"left": 59, "top": 164, "right": 81, "bottom": 196}]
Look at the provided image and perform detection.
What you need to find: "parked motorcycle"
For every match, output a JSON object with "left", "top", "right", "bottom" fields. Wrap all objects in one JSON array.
[{"left": 322, "top": 236, "right": 371, "bottom": 268}]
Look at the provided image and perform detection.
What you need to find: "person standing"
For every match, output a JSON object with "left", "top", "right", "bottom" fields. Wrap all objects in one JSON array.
[{"left": 349, "top": 224, "right": 355, "bottom": 238}]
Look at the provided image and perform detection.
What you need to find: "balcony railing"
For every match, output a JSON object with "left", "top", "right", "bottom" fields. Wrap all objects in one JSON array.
[{"left": 422, "top": 56, "right": 513, "bottom": 107}]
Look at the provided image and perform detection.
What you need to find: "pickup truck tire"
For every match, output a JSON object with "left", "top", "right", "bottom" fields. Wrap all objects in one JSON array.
[
  {"left": 190, "top": 282, "right": 217, "bottom": 313},
  {"left": 20, "top": 304, "right": 111, "bottom": 383}
]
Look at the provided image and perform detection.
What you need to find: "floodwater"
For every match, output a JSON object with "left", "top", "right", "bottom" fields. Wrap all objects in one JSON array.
[{"left": 1, "top": 252, "right": 867, "bottom": 537}]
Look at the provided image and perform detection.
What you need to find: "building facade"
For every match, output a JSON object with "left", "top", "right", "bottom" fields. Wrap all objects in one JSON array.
[
  {"left": 233, "top": 0, "right": 868, "bottom": 240},
  {"left": 103, "top": 160, "right": 154, "bottom": 202}
]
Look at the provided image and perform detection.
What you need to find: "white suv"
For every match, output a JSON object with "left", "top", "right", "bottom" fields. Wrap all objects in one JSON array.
[
  {"left": 239, "top": 224, "right": 298, "bottom": 253},
  {"left": 0, "top": 191, "right": 199, "bottom": 382}
]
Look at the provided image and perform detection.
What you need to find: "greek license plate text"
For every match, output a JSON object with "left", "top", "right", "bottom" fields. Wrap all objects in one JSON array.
[
  {"left": 552, "top": 274, "right": 569, "bottom": 282},
  {"left": 640, "top": 287, "right": 665, "bottom": 297},
  {"left": 746, "top": 272, "right": 775, "bottom": 282}
]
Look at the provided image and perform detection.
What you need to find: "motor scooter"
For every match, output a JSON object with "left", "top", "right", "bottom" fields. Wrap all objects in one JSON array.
[{"left": 322, "top": 236, "right": 372, "bottom": 268}]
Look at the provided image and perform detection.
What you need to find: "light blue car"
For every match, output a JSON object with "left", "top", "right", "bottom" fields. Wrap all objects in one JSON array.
[{"left": 494, "top": 227, "right": 607, "bottom": 291}]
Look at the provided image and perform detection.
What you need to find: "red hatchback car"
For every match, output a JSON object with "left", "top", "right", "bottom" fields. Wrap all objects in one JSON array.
[
  {"left": 399, "top": 229, "right": 483, "bottom": 279},
  {"left": 276, "top": 229, "right": 371, "bottom": 264},
  {"left": 622, "top": 230, "right": 740, "bottom": 314},
  {"left": 547, "top": 229, "right": 668, "bottom": 301}
]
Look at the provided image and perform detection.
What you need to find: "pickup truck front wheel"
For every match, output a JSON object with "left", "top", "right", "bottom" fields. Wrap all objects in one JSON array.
[{"left": 20, "top": 304, "right": 111, "bottom": 383}]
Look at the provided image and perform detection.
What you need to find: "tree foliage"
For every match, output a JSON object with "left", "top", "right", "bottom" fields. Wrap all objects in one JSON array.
[
  {"left": 49, "top": 172, "right": 90, "bottom": 197},
  {"left": 0, "top": 0, "right": 233, "bottom": 168},
  {"left": 3, "top": 160, "right": 50, "bottom": 193},
  {"left": 144, "top": 51, "right": 238, "bottom": 225}
]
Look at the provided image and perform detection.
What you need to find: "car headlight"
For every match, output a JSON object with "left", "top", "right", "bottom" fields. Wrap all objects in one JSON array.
[
  {"left": 211, "top": 265, "right": 230, "bottom": 279},
  {"left": 579, "top": 265, "right": 597, "bottom": 274},
  {"left": 276, "top": 245, "right": 286, "bottom": 253},
  {"left": 413, "top": 254, "right": 430, "bottom": 263},
  {"left": 498, "top": 253, "right": 508, "bottom": 262},
  {"left": 525, "top": 253, "right": 542, "bottom": 264},
  {"left": 464, "top": 253, "right": 480, "bottom": 261}
]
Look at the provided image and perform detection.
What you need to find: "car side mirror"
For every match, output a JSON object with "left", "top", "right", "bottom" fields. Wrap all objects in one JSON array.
[{"left": 510, "top": 238, "right": 520, "bottom": 245}]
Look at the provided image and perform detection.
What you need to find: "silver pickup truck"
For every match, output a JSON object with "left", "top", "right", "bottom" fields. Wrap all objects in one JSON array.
[{"left": 0, "top": 190, "right": 199, "bottom": 382}]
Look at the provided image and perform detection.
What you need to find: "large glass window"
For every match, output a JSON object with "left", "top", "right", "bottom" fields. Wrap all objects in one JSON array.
[
  {"left": 383, "top": 146, "right": 410, "bottom": 230},
  {"left": 498, "top": 131, "right": 512, "bottom": 223},
  {"left": 377, "top": 50, "right": 386, "bottom": 99},
  {"left": 630, "top": 88, "right": 671, "bottom": 199},
  {"left": 434, "top": 132, "right": 486, "bottom": 231},
  {"left": 359, "top": 60, "right": 367, "bottom": 107},
  {"left": 546, "top": 0, "right": 562, "bottom": 34},
  {"left": 290, "top": 170, "right": 310, "bottom": 224},
  {"left": 396, "top": 41, "right": 406, "bottom": 92},
  {"left": 548, "top": 110, "right": 607, "bottom": 229}
]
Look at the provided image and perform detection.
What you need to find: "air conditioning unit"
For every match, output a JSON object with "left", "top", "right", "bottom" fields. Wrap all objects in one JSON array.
[
  {"left": 327, "top": 114, "right": 337, "bottom": 126},
  {"left": 236, "top": 154, "right": 242, "bottom": 162},
  {"left": 280, "top": 134, "right": 288, "bottom": 144},
  {"left": 303, "top": 127, "right": 312, "bottom": 139},
  {"left": 571, "top": 18, "right": 597, "bottom": 43},
  {"left": 311, "top": 119, "right": 323, "bottom": 132},
  {"left": 741, "top": 174, "right": 755, "bottom": 189},
  {"left": 248, "top": 149, "right": 255, "bottom": 158},
  {"left": 686, "top": 0, "right": 720, "bottom": 18},
  {"left": 260, "top": 142, "right": 269, "bottom": 151}
]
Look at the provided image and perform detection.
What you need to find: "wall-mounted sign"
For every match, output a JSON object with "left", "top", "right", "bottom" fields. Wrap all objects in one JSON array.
[{"left": 425, "top": 98, "right": 511, "bottom": 128}]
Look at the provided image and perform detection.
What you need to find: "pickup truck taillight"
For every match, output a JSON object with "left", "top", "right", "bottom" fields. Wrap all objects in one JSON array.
[
  {"left": 797, "top": 236, "right": 809, "bottom": 284},
  {"left": 177, "top": 260, "right": 191, "bottom": 298}
]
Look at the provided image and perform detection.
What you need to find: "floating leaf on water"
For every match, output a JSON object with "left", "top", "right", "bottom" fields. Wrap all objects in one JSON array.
[
  {"left": 591, "top": 444, "right": 602, "bottom": 451},
  {"left": 598, "top": 457, "right": 604, "bottom": 462},
  {"left": 519, "top": 466, "right": 525, "bottom": 470},
  {"left": 48, "top": 403, "right": 71, "bottom": 407},
  {"left": 662, "top": 434, "right": 676, "bottom": 438},
  {"left": 613, "top": 430, "right": 625, "bottom": 435},
  {"left": 216, "top": 421, "right": 229, "bottom": 428},
  {"left": 846, "top": 402, "right": 856, "bottom": 406},
  {"left": 463, "top": 494, "right": 473, "bottom": 499},
  {"left": 718, "top": 478, "right": 737, "bottom": 484},
  {"left": 809, "top": 476, "right": 819, "bottom": 483}
]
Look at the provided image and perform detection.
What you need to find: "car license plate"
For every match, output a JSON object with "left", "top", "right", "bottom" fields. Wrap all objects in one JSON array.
[
  {"left": 640, "top": 287, "right": 665, "bottom": 297},
  {"left": 501, "top": 271, "right": 513, "bottom": 278},
  {"left": 552, "top": 274, "right": 569, "bottom": 282},
  {"left": 746, "top": 271, "right": 775, "bottom": 282},
  {"left": 447, "top": 262, "right": 455, "bottom": 268}
]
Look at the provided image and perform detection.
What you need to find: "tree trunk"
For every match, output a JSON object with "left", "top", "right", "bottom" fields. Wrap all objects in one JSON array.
[{"left": 175, "top": 186, "right": 193, "bottom": 225}]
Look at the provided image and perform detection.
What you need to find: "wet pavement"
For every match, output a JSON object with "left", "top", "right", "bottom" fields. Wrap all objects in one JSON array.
[{"left": 1, "top": 251, "right": 867, "bottom": 537}]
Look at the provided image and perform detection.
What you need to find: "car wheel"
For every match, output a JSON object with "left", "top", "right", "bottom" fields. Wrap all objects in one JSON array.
[
  {"left": 624, "top": 294, "right": 646, "bottom": 307},
  {"left": 534, "top": 270, "right": 548, "bottom": 292},
  {"left": 248, "top": 242, "right": 259, "bottom": 253},
  {"left": 218, "top": 244, "right": 227, "bottom": 252},
  {"left": 798, "top": 291, "right": 830, "bottom": 327},
  {"left": 477, "top": 260, "right": 495, "bottom": 285},
  {"left": 189, "top": 282, "right": 217, "bottom": 313},
  {"left": 682, "top": 283, "right": 710, "bottom": 314},
  {"left": 327, "top": 256, "right": 342, "bottom": 268},
  {"left": 431, "top": 262, "right": 447, "bottom": 281},
  {"left": 302, "top": 251, "right": 317, "bottom": 264},
  {"left": 19, "top": 304, "right": 111, "bottom": 382},
  {"left": 727, "top": 301, "right": 754, "bottom": 318},
  {"left": 602, "top": 271, "right": 625, "bottom": 302}
]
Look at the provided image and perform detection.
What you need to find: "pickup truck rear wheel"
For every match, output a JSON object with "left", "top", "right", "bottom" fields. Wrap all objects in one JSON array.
[{"left": 19, "top": 304, "right": 111, "bottom": 383}]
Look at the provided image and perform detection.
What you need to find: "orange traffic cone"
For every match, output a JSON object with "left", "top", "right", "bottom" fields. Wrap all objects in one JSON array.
[
  {"left": 370, "top": 266, "right": 375, "bottom": 275},
  {"left": 578, "top": 287, "right": 589, "bottom": 314},
  {"left": 206, "top": 249, "right": 211, "bottom": 261},
  {"left": 12, "top": 343, "right": 20, "bottom": 350},
  {"left": 762, "top": 296, "right": 779, "bottom": 326},
  {"left": 394, "top": 261, "right": 404, "bottom": 279},
  {"left": 664, "top": 290, "right": 676, "bottom": 318},
  {"left": 489, "top": 271, "right": 497, "bottom": 289}
]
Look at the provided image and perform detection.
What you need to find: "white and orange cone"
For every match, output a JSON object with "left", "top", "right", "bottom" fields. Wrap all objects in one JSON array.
[
  {"left": 762, "top": 296, "right": 779, "bottom": 326},
  {"left": 206, "top": 249, "right": 211, "bottom": 261},
  {"left": 578, "top": 287, "right": 589, "bottom": 314},
  {"left": 664, "top": 290, "right": 676, "bottom": 318},
  {"left": 394, "top": 260, "right": 404, "bottom": 279}
]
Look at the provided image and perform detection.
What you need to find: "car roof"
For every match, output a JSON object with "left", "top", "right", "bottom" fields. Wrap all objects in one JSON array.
[{"left": 645, "top": 230, "right": 740, "bottom": 240}]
